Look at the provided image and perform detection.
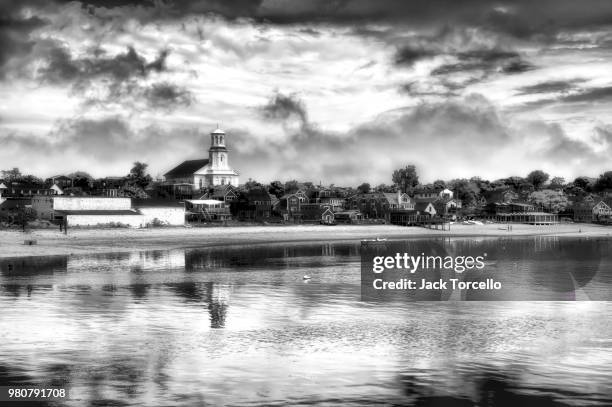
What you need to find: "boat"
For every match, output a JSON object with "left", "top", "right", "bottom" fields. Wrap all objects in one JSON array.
[
  {"left": 361, "top": 237, "right": 388, "bottom": 246},
  {"left": 303, "top": 275, "right": 312, "bottom": 280}
]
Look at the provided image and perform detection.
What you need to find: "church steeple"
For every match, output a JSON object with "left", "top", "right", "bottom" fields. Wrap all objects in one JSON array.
[{"left": 209, "top": 127, "right": 228, "bottom": 170}]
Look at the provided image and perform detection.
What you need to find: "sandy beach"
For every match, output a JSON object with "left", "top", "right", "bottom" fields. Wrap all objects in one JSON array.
[{"left": 1, "top": 223, "right": 610, "bottom": 259}]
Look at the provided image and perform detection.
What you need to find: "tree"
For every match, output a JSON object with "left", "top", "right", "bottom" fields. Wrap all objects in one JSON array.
[
  {"left": 573, "top": 176, "right": 594, "bottom": 192},
  {"left": 432, "top": 179, "right": 446, "bottom": 191},
  {"left": 268, "top": 181, "right": 285, "bottom": 198},
  {"left": 374, "top": 183, "right": 396, "bottom": 192},
  {"left": 447, "top": 178, "right": 479, "bottom": 207},
  {"left": 594, "top": 171, "right": 612, "bottom": 192},
  {"left": 528, "top": 190, "right": 569, "bottom": 213},
  {"left": 244, "top": 178, "right": 263, "bottom": 190},
  {"left": 1, "top": 167, "right": 21, "bottom": 181},
  {"left": 127, "top": 162, "right": 152, "bottom": 189},
  {"left": 284, "top": 180, "right": 299, "bottom": 193},
  {"left": 526, "top": 170, "right": 549, "bottom": 190},
  {"left": 392, "top": 165, "right": 419, "bottom": 194},
  {"left": 549, "top": 177, "right": 565, "bottom": 188},
  {"left": 357, "top": 182, "right": 371, "bottom": 194}
]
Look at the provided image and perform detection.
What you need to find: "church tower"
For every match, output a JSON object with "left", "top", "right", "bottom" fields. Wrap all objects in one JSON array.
[{"left": 209, "top": 127, "right": 229, "bottom": 170}]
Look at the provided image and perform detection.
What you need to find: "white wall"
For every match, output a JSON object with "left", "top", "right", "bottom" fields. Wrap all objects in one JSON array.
[
  {"left": 54, "top": 197, "right": 132, "bottom": 211},
  {"left": 137, "top": 207, "right": 185, "bottom": 226},
  {"left": 66, "top": 214, "right": 144, "bottom": 227}
]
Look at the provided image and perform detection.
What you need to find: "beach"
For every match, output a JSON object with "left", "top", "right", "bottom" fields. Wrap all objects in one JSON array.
[{"left": 1, "top": 223, "right": 610, "bottom": 259}]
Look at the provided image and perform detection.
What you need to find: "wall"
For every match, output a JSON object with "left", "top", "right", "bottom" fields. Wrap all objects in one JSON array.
[
  {"left": 137, "top": 206, "right": 185, "bottom": 226},
  {"left": 66, "top": 214, "right": 144, "bottom": 227},
  {"left": 54, "top": 197, "right": 132, "bottom": 211},
  {"left": 32, "top": 196, "right": 55, "bottom": 220}
]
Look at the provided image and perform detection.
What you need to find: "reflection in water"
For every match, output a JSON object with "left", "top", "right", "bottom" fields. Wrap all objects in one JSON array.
[{"left": 1, "top": 237, "right": 612, "bottom": 406}]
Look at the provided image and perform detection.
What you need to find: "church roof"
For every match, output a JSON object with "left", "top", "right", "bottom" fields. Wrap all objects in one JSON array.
[{"left": 164, "top": 159, "right": 209, "bottom": 179}]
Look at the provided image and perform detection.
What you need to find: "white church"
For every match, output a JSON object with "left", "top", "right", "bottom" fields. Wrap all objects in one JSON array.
[{"left": 164, "top": 127, "right": 240, "bottom": 189}]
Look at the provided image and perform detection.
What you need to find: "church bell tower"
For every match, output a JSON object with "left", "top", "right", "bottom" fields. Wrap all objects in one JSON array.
[{"left": 209, "top": 127, "right": 229, "bottom": 170}]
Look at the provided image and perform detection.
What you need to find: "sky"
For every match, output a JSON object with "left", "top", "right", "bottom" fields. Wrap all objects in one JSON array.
[{"left": 1, "top": 0, "right": 612, "bottom": 185}]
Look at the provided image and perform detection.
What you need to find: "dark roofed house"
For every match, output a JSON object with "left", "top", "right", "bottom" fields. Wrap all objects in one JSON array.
[
  {"left": 164, "top": 159, "right": 210, "bottom": 183},
  {"left": 234, "top": 188, "right": 273, "bottom": 220},
  {"left": 415, "top": 201, "right": 437, "bottom": 217}
]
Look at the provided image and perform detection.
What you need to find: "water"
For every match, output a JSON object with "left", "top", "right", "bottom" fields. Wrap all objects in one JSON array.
[{"left": 1, "top": 237, "right": 612, "bottom": 406}]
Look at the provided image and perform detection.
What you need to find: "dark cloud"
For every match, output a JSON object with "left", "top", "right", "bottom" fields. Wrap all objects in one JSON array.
[
  {"left": 501, "top": 59, "right": 534, "bottom": 74},
  {"left": 516, "top": 80, "right": 583, "bottom": 95},
  {"left": 430, "top": 49, "right": 532, "bottom": 77},
  {"left": 67, "top": 0, "right": 612, "bottom": 40},
  {"left": 516, "top": 86, "right": 612, "bottom": 110},
  {"left": 39, "top": 44, "right": 168, "bottom": 86},
  {"left": 260, "top": 92, "right": 308, "bottom": 124},
  {"left": 394, "top": 46, "right": 436, "bottom": 66},
  {"left": 0, "top": 15, "right": 47, "bottom": 78},
  {"left": 143, "top": 82, "right": 194, "bottom": 110},
  {"left": 561, "top": 86, "right": 612, "bottom": 104},
  {"left": 33, "top": 43, "right": 192, "bottom": 111}
]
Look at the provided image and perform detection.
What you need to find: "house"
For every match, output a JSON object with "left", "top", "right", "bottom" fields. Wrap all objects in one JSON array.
[
  {"left": 482, "top": 189, "right": 518, "bottom": 205},
  {"left": 91, "top": 177, "right": 125, "bottom": 197},
  {"left": 31, "top": 196, "right": 185, "bottom": 227},
  {"left": 572, "top": 201, "right": 612, "bottom": 223},
  {"left": 205, "top": 185, "right": 239, "bottom": 204},
  {"left": 1, "top": 183, "right": 57, "bottom": 197},
  {"left": 45, "top": 175, "right": 73, "bottom": 189},
  {"left": 347, "top": 191, "right": 414, "bottom": 220},
  {"left": 334, "top": 210, "right": 364, "bottom": 224},
  {"left": 434, "top": 198, "right": 462, "bottom": 218},
  {"left": 413, "top": 191, "right": 439, "bottom": 201},
  {"left": 185, "top": 199, "right": 231, "bottom": 222},
  {"left": 277, "top": 192, "right": 306, "bottom": 222},
  {"left": 312, "top": 188, "right": 345, "bottom": 211},
  {"left": 234, "top": 188, "right": 273, "bottom": 220},
  {"left": 164, "top": 127, "right": 239, "bottom": 192},
  {"left": 415, "top": 201, "right": 437, "bottom": 217},
  {"left": 301, "top": 204, "right": 335, "bottom": 224}
]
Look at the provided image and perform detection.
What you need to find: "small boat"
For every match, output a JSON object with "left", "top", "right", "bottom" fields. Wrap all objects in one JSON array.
[
  {"left": 303, "top": 275, "right": 312, "bottom": 280},
  {"left": 362, "top": 237, "right": 387, "bottom": 243}
]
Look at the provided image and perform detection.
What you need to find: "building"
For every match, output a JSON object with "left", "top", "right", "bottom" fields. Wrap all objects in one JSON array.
[
  {"left": 573, "top": 200, "right": 612, "bottom": 223},
  {"left": 206, "top": 185, "right": 239, "bottom": 204},
  {"left": 45, "top": 175, "right": 73, "bottom": 189},
  {"left": 32, "top": 196, "right": 185, "bottom": 227},
  {"left": 414, "top": 201, "right": 437, "bottom": 217},
  {"left": 434, "top": 198, "right": 462, "bottom": 218},
  {"left": 234, "top": 188, "right": 273, "bottom": 220},
  {"left": 164, "top": 127, "right": 239, "bottom": 192},
  {"left": 0, "top": 183, "right": 58, "bottom": 197},
  {"left": 185, "top": 199, "right": 232, "bottom": 222},
  {"left": 348, "top": 191, "right": 414, "bottom": 221},
  {"left": 334, "top": 210, "right": 364, "bottom": 224},
  {"left": 301, "top": 204, "right": 335, "bottom": 224}
]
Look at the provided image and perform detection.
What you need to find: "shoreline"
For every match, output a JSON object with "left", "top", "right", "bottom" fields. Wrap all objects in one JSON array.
[{"left": 1, "top": 223, "right": 610, "bottom": 259}]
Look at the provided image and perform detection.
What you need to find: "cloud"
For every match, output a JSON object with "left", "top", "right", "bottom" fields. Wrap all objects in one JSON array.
[
  {"left": 38, "top": 44, "right": 168, "bottom": 86},
  {"left": 260, "top": 92, "right": 308, "bottom": 124},
  {"left": 394, "top": 46, "right": 437, "bottom": 67},
  {"left": 232, "top": 92, "right": 611, "bottom": 184},
  {"left": 143, "top": 82, "right": 194, "bottom": 110},
  {"left": 32, "top": 42, "right": 194, "bottom": 111},
  {"left": 0, "top": 115, "right": 205, "bottom": 176},
  {"left": 0, "top": 14, "right": 47, "bottom": 78},
  {"left": 516, "top": 79, "right": 583, "bottom": 95}
]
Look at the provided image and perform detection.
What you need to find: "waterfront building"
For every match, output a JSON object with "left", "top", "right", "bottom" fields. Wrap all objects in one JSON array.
[{"left": 164, "top": 127, "right": 240, "bottom": 193}]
